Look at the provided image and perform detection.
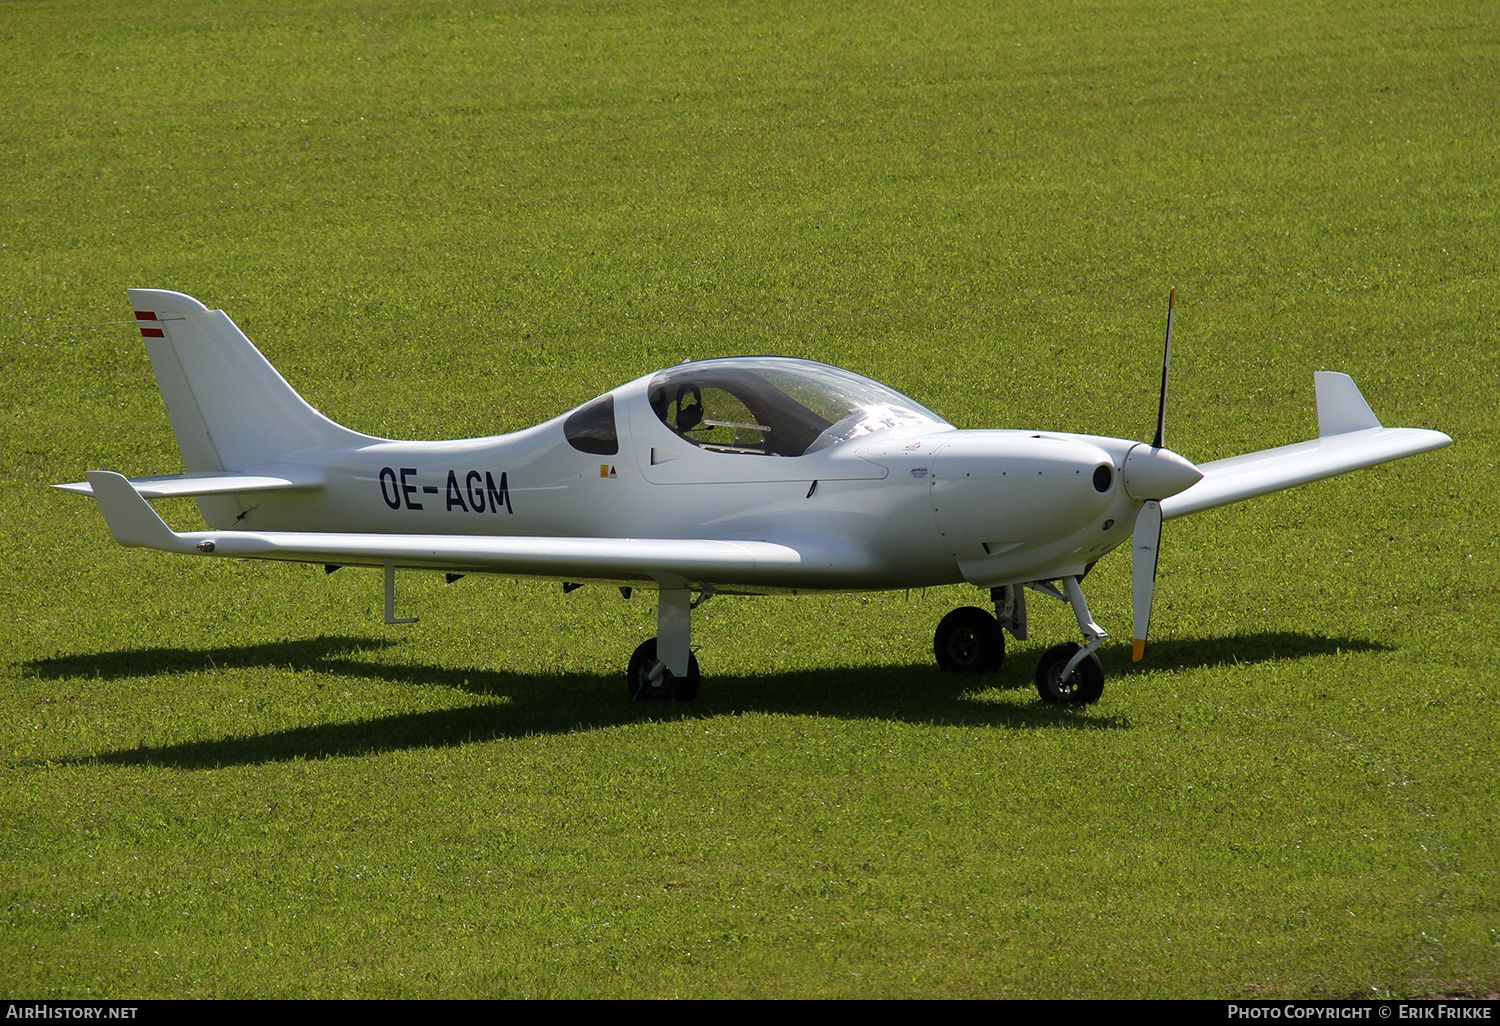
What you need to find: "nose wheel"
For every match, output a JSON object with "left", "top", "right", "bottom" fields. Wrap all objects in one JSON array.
[{"left": 1034, "top": 642, "right": 1104, "bottom": 704}]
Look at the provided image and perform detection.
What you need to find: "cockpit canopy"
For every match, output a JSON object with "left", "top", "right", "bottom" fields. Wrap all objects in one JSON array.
[{"left": 647, "top": 357, "right": 950, "bottom": 457}]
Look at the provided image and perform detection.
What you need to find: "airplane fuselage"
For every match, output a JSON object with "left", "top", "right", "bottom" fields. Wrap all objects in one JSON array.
[{"left": 222, "top": 373, "right": 1161, "bottom": 593}]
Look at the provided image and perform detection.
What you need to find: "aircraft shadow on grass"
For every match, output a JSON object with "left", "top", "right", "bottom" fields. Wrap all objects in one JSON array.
[
  {"left": 28, "top": 631, "right": 1390, "bottom": 771},
  {"left": 1115, "top": 632, "right": 1393, "bottom": 673},
  {"left": 22, "top": 635, "right": 399, "bottom": 681}
]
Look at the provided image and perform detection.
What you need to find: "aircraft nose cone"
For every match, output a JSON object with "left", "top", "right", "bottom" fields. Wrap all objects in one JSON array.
[{"left": 1122, "top": 443, "right": 1202, "bottom": 501}]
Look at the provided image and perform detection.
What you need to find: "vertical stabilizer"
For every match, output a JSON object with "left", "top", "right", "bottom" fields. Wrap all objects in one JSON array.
[{"left": 127, "top": 289, "right": 379, "bottom": 473}]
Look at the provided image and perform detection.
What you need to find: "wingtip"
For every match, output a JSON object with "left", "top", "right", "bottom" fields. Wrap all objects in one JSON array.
[{"left": 1314, "top": 371, "right": 1382, "bottom": 436}]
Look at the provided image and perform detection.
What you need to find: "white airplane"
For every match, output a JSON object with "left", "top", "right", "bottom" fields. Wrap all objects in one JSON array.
[{"left": 58, "top": 289, "right": 1451, "bottom": 704}]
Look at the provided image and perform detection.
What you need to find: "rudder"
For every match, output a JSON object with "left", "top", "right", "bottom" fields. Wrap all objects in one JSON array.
[{"left": 128, "top": 289, "right": 377, "bottom": 472}]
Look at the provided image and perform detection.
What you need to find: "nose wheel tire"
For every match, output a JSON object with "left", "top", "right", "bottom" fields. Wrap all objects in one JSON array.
[
  {"left": 627, "top": 637, "right": 701, "bottom": 702},
  {"left": 933, "top": 606, "right": 1005, "bottom": 673},
  {"left": 1034, "top": 642, "right": 1105, "bottom": 704}
]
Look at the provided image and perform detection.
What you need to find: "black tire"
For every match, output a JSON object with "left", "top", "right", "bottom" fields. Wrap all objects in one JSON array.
[
  {"left": 933, "top": 606, "right": 1005, "bottom": 673},
  {"left": 1034, "top": 642, "right": 1105, "bottom": 704},
  {"left": 626, "top": 637, "right": 701, "bottom": 702}
]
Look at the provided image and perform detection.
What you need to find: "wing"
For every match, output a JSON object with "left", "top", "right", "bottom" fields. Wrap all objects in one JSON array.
[
  {"left": 83, "top": 470, "right": 808, "bottom": 585},
  {"left": 1161, "top": 372, "right": 1451, "bottom": 520}
]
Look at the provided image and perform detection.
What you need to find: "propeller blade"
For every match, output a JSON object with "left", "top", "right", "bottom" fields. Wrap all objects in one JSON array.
[
  {"left": 1134, "top": 289, "right": 1177, "bottom": 662},
  {"left": 1131, "top": 499, "right": 1163, "bottom": 662},
  {"left": 1153, "top": 287, "right": 1175, "bottom": 450}
]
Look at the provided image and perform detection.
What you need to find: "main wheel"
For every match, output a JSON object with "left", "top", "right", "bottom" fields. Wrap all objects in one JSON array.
[
  {"left": 1034, "top": 642, "right": 1105, "bottom": 704},
  {"left": 933, "top": 606, "right": 1005, "bottom": 673},
  {"left": 626, "top": 638, "right": 701, "bottom": 702}
]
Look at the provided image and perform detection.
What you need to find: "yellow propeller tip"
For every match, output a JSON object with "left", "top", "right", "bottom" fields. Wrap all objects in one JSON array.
[{"left": 1132, "top": 639, "right": 1146, "bottom": 662}]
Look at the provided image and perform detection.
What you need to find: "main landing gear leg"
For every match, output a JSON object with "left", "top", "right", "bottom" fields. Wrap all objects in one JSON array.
[
  {"left": 626, "top": 578, "right": 701, "bottom": 702},
  {"left": 992, "top": 584, "right": 1027, "bottom": 641},
  {"left": 1031, "top": 575, "right": 1107, "bottom": 704}
]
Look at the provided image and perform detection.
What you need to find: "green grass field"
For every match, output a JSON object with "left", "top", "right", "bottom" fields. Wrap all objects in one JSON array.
[{"left": 3, "top": 0, "right": 1496, "bottom": 999}]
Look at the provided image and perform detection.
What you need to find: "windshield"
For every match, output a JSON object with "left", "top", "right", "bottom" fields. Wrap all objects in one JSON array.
[{"left": 647, "top": 357, "right": 949, "bottom": 457}]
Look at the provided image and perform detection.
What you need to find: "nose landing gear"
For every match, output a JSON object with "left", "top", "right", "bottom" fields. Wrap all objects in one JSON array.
[{"left": 1033, "top": 642, "right": 1105, "bottom": 704}]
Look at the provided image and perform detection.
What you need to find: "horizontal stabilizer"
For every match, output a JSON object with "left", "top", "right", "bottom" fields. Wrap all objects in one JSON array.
[{"left": 56, "top": 467, "right": 324, "bottom": 499}]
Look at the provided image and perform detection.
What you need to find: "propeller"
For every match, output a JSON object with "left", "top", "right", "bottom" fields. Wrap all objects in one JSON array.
[
  {"left": 1153, "top": 287, "right": 1174, "bottom": 450},
  {"left": 1127, "top": 288, "right": 1192, "bottom": 662},
  {"left": 1131, "top": 500, "right": 1163, "bottom": 662}
]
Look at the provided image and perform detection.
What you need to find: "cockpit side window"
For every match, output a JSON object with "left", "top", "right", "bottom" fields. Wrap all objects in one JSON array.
[
  {"left": 564, "top": 395, "right": 619, "bottom": 455},
  {"left": 649, "top": 369, "right": 831, "bottom": 456},
  {"left": 646, "top": 358, "right": 950, "bottom": 457}
]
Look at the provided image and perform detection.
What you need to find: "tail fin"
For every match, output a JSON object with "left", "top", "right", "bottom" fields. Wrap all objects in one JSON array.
[{"left": 128, "top": 289, "right": 378, "bottom": 473}]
